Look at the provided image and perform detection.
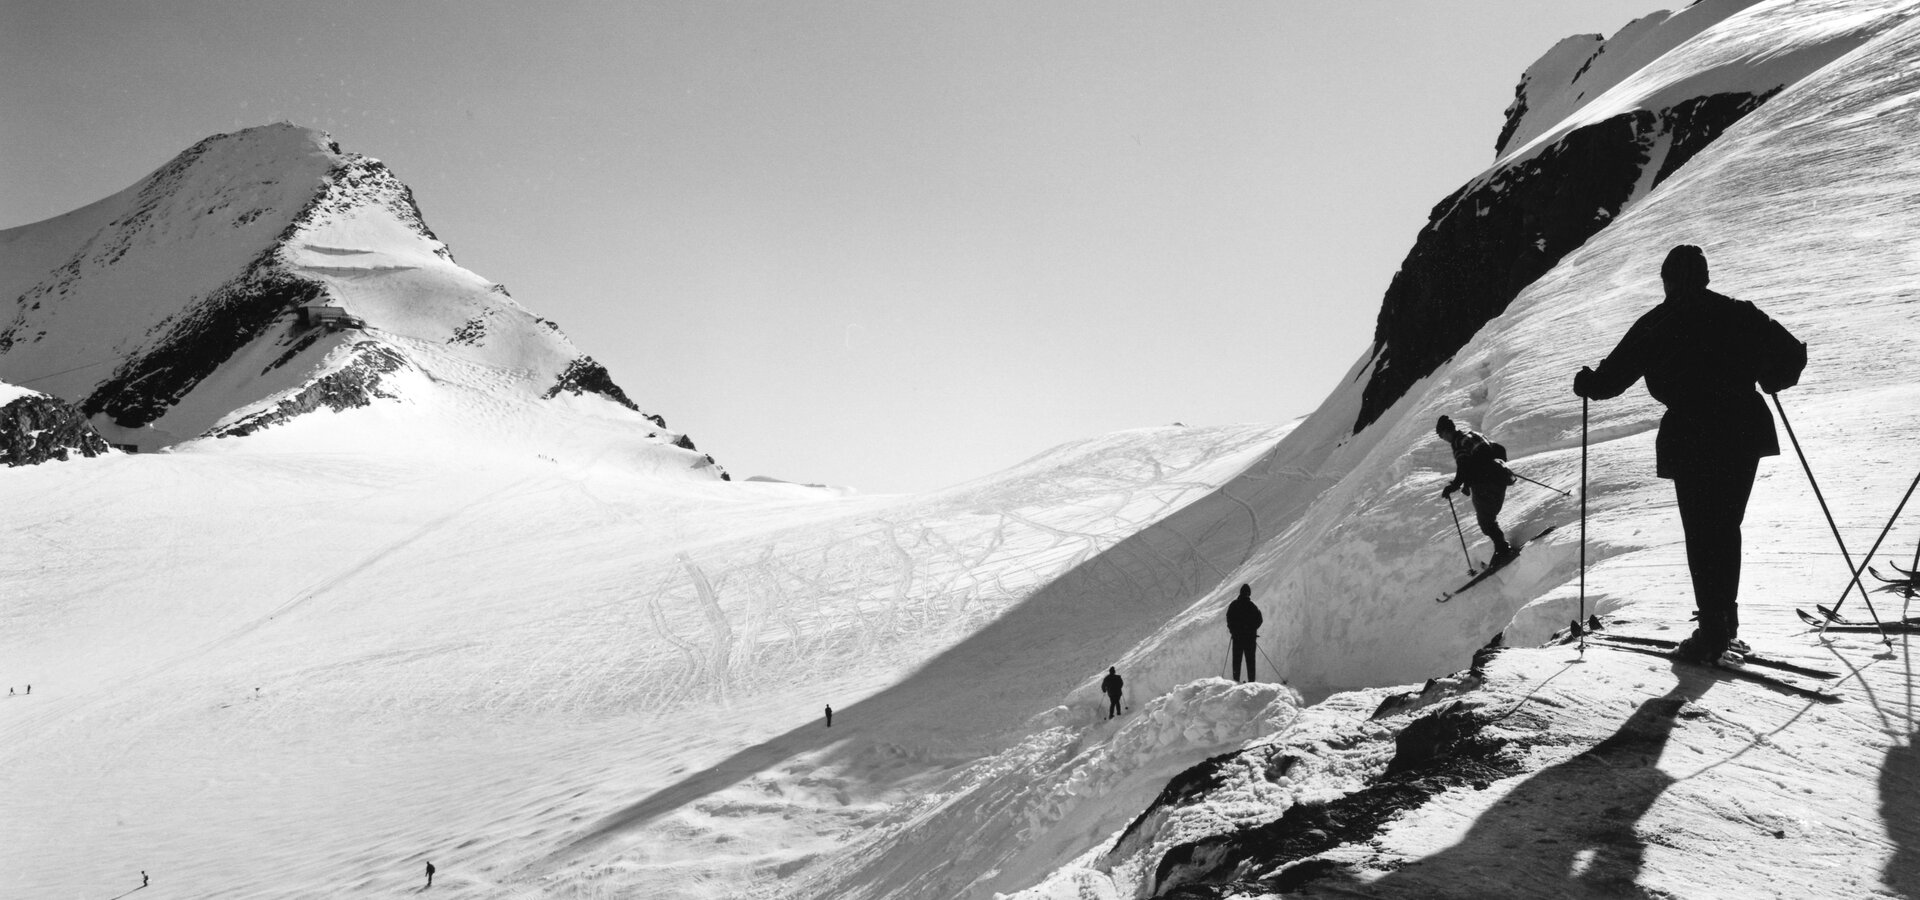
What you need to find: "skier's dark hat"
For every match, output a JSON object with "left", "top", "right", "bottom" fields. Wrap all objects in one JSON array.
[{"left": 1662, "top": 244, "right": 1709, "bottom": 289}]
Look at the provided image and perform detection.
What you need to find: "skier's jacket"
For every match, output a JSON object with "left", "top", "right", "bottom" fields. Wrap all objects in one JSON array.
[
  {"left": 1578, "top": 286, "right": 1805, "bottom": 479},
  {"left": 1444, "top": 427, "right": 1512, "bottom": 491},
  {"left": 1101, "top": 671, "right": 1124, "bottom": 697},
  {"left": 1226, "top": 595, "right": 1263, "bottom": 638}
]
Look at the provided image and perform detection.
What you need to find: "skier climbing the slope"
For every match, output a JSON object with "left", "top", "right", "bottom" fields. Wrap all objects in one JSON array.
[
  {"left": 1437, "top": 415, "right": 1516, "bottom": 561},
  {"left": 1573, "top": 244, "right": 1806, "bottom": 666},
  {"left": 1101, "top": 667, "right": 1124, "bottom": 719},
  {"left": 1226, "top": 584, "right": 1263, "bottom": 683}
]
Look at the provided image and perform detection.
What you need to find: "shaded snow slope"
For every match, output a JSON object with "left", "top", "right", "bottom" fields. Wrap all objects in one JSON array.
[
  {"left": 0, "top": 420, "right": 1286, "bottom": 899},
  {"left": 0, "top": 124, "right": 710, "bottom": 473}
]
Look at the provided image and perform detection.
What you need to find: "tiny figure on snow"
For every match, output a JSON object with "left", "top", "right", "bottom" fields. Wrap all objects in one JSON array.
[
  {"left": 1226, "top": 584, "right": 1263, "bottom": 683},
  {"left": 824, "top": 704, "right": 832, "bottom": 728},
  {"left": 1574, "top": 244, "right": 1805, "bottom": 666},
  {"left": 1101, "top": 666, "right": 1124, "bottom": 719},
  {"left": 141, "top": 870, "right": 149, "bottom": 887},
  {"left": 1437, "top": 415, "right": 1516, "bottom": 562},
  {"left": 425, "top": 860, "right": 435, "bottom": 888}
]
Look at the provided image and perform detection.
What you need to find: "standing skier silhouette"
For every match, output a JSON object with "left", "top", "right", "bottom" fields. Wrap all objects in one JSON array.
[
  {"left": 1226, "top": 584, "right": 1263, "bottom": 682},
  {"left": 1101, "top": 667, "right": 1124, "bottom": 719},
  {"left": 1574, "top": 244, "right": 1806, "bottom": 665},
  {"left": 1437, "top": 416, "right": 1516, "bottom": 561}
]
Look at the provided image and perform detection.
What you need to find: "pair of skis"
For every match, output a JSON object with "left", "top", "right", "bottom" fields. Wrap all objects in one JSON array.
[
  {"left": 1434, "top": 526, "right": 1556, "bottom": 603},
  {"left": 1793, "top": 562, "right": 1920, "bottom": 632},
  {"left": 1563, "top": 622, "right": 1843, "bottom": 704}
]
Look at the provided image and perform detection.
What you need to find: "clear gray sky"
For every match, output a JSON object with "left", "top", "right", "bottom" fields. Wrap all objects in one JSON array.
[{"left": 2, "top": 1, "right": 1665, "bottom": 492}]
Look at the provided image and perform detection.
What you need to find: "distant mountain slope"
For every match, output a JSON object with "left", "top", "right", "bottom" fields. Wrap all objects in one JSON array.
[{"left": 0, "top": 124, "right": 718, "bottom": 475}]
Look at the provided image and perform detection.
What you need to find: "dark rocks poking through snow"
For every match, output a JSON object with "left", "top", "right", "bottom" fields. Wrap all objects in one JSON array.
[
  {"left": 1352, "top": 91, "right": 1775, "bottom": 435},
  {"left": 1148, "top": 700, "right": 1537, "bottom": 899},
  {"left": 212, "top": 343, "right": 408, "bottom": 439},
  {"left": 544, "top": 356, "right": 644, "bottom": 416},
  {"left": 83, "top": 264, "right": 326, "bottom": 429},
  {"left": 0, "top": 393, "right": 111, "bottom": 466}
]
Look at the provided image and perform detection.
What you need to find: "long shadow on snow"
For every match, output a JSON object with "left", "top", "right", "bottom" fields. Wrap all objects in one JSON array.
[
  {"left": 1883, "top": 627, "right": 1920, "bottom": 897},
  {"left": 549, "top": 441, "right": 1336, "bottom": 864},
  {"left": 1303, "top": 678, "right": 1706, "bottom": 900}
]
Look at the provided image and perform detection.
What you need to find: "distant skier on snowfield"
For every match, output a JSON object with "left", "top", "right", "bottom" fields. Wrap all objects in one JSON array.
[
  {"left": 1226, "top": 584, "right": 1263, "bottom": 682},
  {"left": 1101, "top": 667, "right": 1124, "bottom": 719},
  {"left": 1574, "top": 244, "right": 1806, "bottom": 667},
  {"left": 1437, "top": 416, "right": 1516, "bottom": 561},
  {"left": 425, "top": 860, "right": 435, "bottom": 888}
]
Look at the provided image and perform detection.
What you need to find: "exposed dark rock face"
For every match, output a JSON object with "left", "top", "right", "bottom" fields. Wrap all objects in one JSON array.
[
  {"left": 82, "top": 262, "right": 325, "bottom": 428},
  {"left": 545, "top": 356, "right": 643, "bottom": 414},
  {"left": 1106, "top": 747, "right": 1281, "bottom": 867},
  {"left": 211, "top": 342, "right": 409, "bottom": 438},
  {"left": 0, "top": 393, "right": 111, "bottom": 465},
  {"left": 1147, "top": 700, "right": 1535, "bottom": 898},
  {"left": 300, "top": 157, "right": 455, "bottom": 262},
  {"left": 1352, "top": 91, "right": 1775, "bottom": 434}
]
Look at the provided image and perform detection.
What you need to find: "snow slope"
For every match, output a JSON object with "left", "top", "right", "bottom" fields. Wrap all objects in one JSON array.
[{"left": 0, "top": 418, "right": 1287, "bottom": 899}]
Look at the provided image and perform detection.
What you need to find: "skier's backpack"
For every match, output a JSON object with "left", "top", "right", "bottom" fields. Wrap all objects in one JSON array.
[{"left": 1488, "top": 441, "right": 1515, "bottom": 485}]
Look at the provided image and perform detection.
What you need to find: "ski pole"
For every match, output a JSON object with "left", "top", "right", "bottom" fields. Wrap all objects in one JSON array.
[
  {"left": 1824, "top": 466, "right": 1920, "bottom": 624},
  {"left": 1509, "top": 469, "right": 1572, "bottom": 498},
  {"left": 1256, "top": 642, "right": 1281, "bottom": 680},
  {"left": 1446, "top": 495, "right": 1477, "bottom": 575},
  {"left": 1771, "top": 392, "right": 1891, "bottom": 640},
  {"left": 1580, "top": 396, "right": 1588, "bottom": 654}
]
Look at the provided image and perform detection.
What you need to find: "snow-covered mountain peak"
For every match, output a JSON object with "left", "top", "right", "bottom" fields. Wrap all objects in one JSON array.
[{"left": 0, "top": 124, "right": 719, "bottom": 475}]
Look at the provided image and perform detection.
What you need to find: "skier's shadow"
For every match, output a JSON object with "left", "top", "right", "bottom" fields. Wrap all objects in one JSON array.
[
  {"left": 1882, "top": 628, "right": 1920, "bottom": 897},
  {"left": 104, "top": 887, "right": 146, "bottom": 900},
  {"left": 1317, "top": 677, "right": 1707, "bottom": 899},
  {"left": 1884, "top": 737, "right": 1920, "bottom": 897}
]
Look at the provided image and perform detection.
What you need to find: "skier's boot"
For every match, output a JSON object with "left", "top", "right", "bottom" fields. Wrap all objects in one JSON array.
[
  {"left": 1489, "top": 540, "right": 1517, "bottom": 564},
  {"left": 1676, "top": 634, "right": 1744, "bottom": 668}
]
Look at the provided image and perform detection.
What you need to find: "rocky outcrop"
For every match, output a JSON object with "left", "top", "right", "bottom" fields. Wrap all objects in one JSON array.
[
  {"left": 210, "top": 342, "right": 409, "bottom": 438},
  {"left": 0, "top": 393, "right": 111, "bottom": 465},
  {"left": 1146, "top": 700, "right": 1530, "bottom": 898},
  {"left": 83, "top": 263, "right": 325, "bottom": 428},
  {"left": 1352, "top": 90, "right": 1775, "bottom": 434},
  {"left": 545, "top": 356, "right": 646, "bottom": 416}
]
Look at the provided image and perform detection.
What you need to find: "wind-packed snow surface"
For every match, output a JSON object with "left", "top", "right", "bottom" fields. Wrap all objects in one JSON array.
[{"left": 11, "top": 2, "right": 1920, "bottom": 899}]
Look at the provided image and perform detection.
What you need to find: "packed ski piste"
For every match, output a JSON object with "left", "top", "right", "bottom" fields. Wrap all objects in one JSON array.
[{"left": 10, "top": 2, "right": 1920, "bottom": 899}]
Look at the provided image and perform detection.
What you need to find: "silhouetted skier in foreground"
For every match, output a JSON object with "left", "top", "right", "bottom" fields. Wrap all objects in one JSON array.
[
  {"left": 824, "top": 704, "right": 832, "bottom": 727},
  {"left": 1575, "top": 244, "right": 1806, "bottom": 666},
  {"left": 1101, "top": 667, "right": 1124, "bottom": 719},
  {"left": 424, "top": 861, "right": 435, "bottom": 888},
  {"left": 1437, "top": 415, "right": 1516, "bottom": 561},
  {"left": 1226, "top": 584, "right": 1263, "bottom": 682}
]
